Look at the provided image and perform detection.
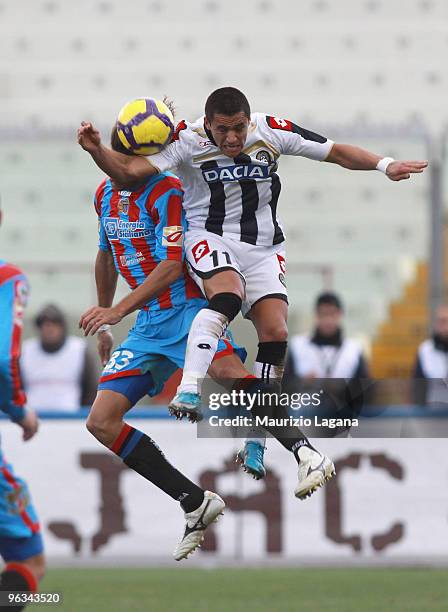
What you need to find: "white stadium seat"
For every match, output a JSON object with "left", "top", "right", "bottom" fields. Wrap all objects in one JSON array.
[{"left": 0, "top": 0, "right": 440, "bottom": 335}]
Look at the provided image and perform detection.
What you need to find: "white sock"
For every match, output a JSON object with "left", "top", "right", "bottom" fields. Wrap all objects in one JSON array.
[
  {"left": 253, "top": 360, "right": 285, "bottom": 382},
  {"left": 179, "top": 308, "right": 228, "bottom": 394}
]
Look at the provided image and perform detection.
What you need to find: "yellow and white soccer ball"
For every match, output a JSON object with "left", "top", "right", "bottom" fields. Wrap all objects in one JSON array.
[{"left": 116, "top": 98, "right": 175, "bottom": 155}]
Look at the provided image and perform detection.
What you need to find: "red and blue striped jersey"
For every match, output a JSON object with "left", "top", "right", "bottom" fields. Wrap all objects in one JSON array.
[
  {"left": 0, "top": 260, "right": 28, "bottom": 421},
  {"left": 94, "top": 172, "right": 202, "bottom": 311}
]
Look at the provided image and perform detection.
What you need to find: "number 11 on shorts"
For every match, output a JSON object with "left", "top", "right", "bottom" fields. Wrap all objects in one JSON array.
[{"left": 210, "top": 250, "right": 231, "bottom": 268}]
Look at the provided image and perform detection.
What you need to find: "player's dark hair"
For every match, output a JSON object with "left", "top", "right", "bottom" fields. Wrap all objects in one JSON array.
[
  {"left": 315, "top": 292, "right": 343, "bottom": 312},
  {"left": 110, "top": 125, "right": 135, "bottom": 156},
  {"left": 205, "top": 87, "right": 251, "bottom": 120},
  {"left": 162, "top": 95, "right": 176, "bottom": 119},
  {"left": 35, "top": 304, "right": 66, "bottom": 328}
]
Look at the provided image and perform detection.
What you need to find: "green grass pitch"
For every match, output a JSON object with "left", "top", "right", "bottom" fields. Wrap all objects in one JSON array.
[{"left": 33, "top": 567, "right": 448, "bottom": 612}]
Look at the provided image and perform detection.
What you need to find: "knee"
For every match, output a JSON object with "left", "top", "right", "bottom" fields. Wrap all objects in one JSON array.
[
  {"left": 23, "top": 554, "right": 46, "bottom": 583},
  {"left": 86, "top": 412, "right": 115, "bottom": 445},
  {"left": 208, "top": 292, "right": 243, "bottom": 322},
  {"left": 259, "top": 324, "right": 288, "bottom": 343}
]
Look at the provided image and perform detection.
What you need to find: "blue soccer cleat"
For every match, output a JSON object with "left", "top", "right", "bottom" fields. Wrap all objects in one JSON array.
[
  {"left": 168, "top": 391, "right": 203, "bottom": 423},
  {"left": 236, "top": 440, "right": 266, "bottom": 480}
]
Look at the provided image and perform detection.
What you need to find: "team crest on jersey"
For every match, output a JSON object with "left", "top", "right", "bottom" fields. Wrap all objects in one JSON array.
[
  {"left": 162, "top": 226, "right": 183, "bottom": 247},
  {"left": 192, "top": 240, "right": 210, "bottom": 263},
  {"left": 118, "top": 197, "right": 130, "bottom": 215},
  {"left": 256, "top": 150, "right": 272, "bottom": 164}
]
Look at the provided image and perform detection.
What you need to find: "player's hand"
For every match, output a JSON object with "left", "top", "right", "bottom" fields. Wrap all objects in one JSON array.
[
  {"left": 386, "top": 160, "right": 428, "bottom": 181},
  {"left": 97, "top": 329, "right": 114, "bottom": 366},
  {"left": 77, "top": 121, "right": 102, "bottom": 153},
  {"left": 79, "top": 306, "right": 123, "bottom": 336},
  {"left": 18, "top": 409, "right": 39, "bottom": 442}
]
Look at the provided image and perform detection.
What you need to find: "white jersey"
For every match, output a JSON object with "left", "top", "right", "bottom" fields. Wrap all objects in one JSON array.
[
  {"left": 21, "top": 336, "right": 86, "bottom": 411},
  {"left": 150, "top": 113, "right": 334, "bottom": 247}
]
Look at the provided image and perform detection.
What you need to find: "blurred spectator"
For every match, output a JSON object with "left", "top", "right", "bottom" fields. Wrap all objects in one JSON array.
[
  {"left": 412, "top": 304, "right": 448, "bottom": 408},
  {"left": 21, "top": 304, "right": 98, "bottom": 412},
  {"left": 283, "top": 292, "right": 370, "bottom": 431}
]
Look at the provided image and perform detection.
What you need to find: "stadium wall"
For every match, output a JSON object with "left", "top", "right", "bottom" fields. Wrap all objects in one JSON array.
[{"left": 1, "top": 415, "right": 447, "bottom": 567}]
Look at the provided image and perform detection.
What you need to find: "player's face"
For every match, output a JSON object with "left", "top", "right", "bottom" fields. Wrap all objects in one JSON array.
[
  {"left": 435, "top": 307, "right": 448, "bottom": 338},
  {"left": 315, "top": 305, "right": 342, "bottom": 337},
  {"left": 205, "top": 112, "right": 250, "bottom": 158}
]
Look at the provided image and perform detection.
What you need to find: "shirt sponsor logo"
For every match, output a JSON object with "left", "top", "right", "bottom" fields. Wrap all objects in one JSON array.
[
  {"left": 277, "top": 253, "right": 286, "bottom": 274},
  {"left": 272, "top": 117, "right": 289, "bottom": 128},
  {"left": 202, "top": 164, "right": 270, "bottom": 183},
  {"left": 192, "top": 239, "right": 210, "bottom": 263},
  {"left": 162, "top": 225, "right": 183, "bottom": 247},
  {"left": 104, "top": 217, "right": 152, "bottom": 241},
  {"left": 119, "top": 251, "right": 145, "bottom": 267}
]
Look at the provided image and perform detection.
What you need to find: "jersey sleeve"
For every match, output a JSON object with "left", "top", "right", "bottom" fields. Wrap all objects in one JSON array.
[
  {"left": 0, "top": 272, "right": 29, "bottom": 422},
  {"left": 261, "top": 114, "right": 334, "bottom": 160},
  {"left": 147, "top": 176, "right": 186, "bottom": 262},
  {"left": 94, "top": 180, "right": 110, "bottom": 252},
  {"left": 148, "top": 120, "right": 190, "bottom": 173}
]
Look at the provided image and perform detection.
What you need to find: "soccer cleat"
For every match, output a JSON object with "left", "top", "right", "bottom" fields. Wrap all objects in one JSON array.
[
  {"left": 173, "top": 491, "right": 225, "bottom": 561},
  {"left": 236, "top": 441, "right": 266, "bottom": 480},
  {"left": 168, "top": 391, "right": 203, "bottom": 423},
  {"left": 294, "top": 446, "right": 336, "bottom": 500}
]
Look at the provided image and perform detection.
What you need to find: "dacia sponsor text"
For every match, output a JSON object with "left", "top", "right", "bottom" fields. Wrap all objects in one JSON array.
[{"left": 202, "top": 164, "right": 271, "bottom": 183}]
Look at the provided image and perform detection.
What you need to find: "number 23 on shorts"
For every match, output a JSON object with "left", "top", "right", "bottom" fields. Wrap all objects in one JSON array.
[{"left": 103, "top": 349, "right": 134, "bottom": 373}]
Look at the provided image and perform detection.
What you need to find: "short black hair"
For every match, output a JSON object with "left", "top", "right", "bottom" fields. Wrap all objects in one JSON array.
[
  {"left": 110, "top": 125, "right": 135, "bottom": 156},
  {"left": 35, "top": 304, "right": 66, "bottom": 328},
  {"left": 315, "top": 292, "right": 343, "bottom": 312},
  {"left": 205, "top": 87, "right": 251, "bottom": 121}
]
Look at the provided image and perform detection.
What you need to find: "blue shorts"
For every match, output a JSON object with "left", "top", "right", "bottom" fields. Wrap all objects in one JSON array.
[
  {"left": 0, "top": 450, "right": 43, "bottom": 562},
  {"left": 98, "top": 299, "right": 246, "bottom": 404}
]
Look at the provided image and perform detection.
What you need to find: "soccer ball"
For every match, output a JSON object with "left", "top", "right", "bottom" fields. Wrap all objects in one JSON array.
[{"left": 116, "top": 98, "right": 175, "bottom": 155}]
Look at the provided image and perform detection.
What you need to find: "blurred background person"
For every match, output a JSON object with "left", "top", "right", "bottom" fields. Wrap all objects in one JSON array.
[
  {"left": 412, "top": 303, "right": 448, "bottom": 409},
  {"left": 283, "top": 292, "right": 370, "bottom": 433},
  {"left": 21, "top": 304, "right": 98, "bottom": 412}
]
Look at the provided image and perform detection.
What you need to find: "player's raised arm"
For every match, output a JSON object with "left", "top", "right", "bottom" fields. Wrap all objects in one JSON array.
[
  {"left": 325, "top": 144, "right": 428, "bottom": 181},
  {"left": 78, "top": 118, "right": 188, "bottom": 187},
  {"left": 262, "top": 114, "right": 428, "bottom": 181},
  {"left": 78, "top": 121, "right": 157, "bottom": 186}
]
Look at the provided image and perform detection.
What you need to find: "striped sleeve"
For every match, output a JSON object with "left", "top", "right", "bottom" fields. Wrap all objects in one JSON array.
[
  {"left": 147, "top": 176, "right": 186, "bottom": 262},
  {"left": 0, "top": 270, "right": 29, "bottom": 422},
  {"left": 94, "top": 179, "right": 110, "bottom": 252}
]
